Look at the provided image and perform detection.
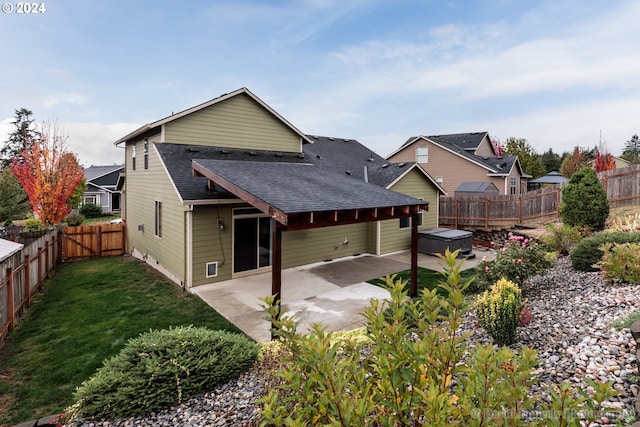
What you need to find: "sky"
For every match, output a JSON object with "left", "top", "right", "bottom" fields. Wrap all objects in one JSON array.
[{"left": 1, "top": 0, "right": 639, "bottom": 167}]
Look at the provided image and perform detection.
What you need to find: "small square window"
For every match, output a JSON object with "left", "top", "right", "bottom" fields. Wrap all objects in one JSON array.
[
  {"left": 206, "top": 262, "right": 218, "bottom": 278},
  {"left": 399, "top": 217, "right": 410, "bottom": 229},
  {"left": 416, "top": 146, "right": 428, "bottom": 163}
]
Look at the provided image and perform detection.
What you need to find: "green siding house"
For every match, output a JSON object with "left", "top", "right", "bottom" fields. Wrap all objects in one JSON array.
[{"left": 114, "top": 88, "right": 444, "bottom": 290}]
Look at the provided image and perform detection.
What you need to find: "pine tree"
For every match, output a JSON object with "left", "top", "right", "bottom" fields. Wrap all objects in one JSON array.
[
  {"left": 1, "top": 108, "right": 39, "bottom": 166},
  {"left": 621, "top": 134, "right": 640, "bottom": 164}
]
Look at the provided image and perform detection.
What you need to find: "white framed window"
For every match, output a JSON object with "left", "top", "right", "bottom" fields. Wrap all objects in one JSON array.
[
  {"left": 510, "top": 177, "right": 517, "bottom": 195},
  {"left": 399, "top": 212, "right": 423, "bottom": 230},
  {"left": 132, "top": 143, "right": 136, "bottom": 170},
  {"left": 83, "top": 195, "right": 98, "bottom": 206},
  {"left": 155, "top": 201, "right": 162, "bottom": 237},
  {"left": 416, "top": 146, "right": 428, "bottom": 163},
  {"left": 206, "top": 262, "right": 218, "bottom": 278},
  {"left": 436, "top": 176, "right": 443, "bottom": 184}
]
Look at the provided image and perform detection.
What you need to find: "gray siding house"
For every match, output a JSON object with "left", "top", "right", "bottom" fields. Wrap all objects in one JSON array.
[{"left": 83, "top": 165, "right": 124, "bottom": 213}]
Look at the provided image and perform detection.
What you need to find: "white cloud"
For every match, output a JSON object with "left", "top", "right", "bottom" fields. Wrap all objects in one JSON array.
[
  {"left": 63, "top": 122, "right": 141, "bottom": 167},
  {"left": 42, "top": 93, "right": 88, "bottom": 108}
]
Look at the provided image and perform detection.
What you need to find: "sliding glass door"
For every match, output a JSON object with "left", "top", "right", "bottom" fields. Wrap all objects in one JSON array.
[{"left": 233, "top": 209, "right": 272, "bottom": 274}]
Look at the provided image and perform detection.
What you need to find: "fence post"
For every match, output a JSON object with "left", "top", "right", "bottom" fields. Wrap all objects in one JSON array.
[
  {"left": 454, "top": 199, "right": 459, "bottom": 229},
  {"left": 518, "top": 197, "right": 522, "bottom": 223},
  {"left": 485, "top": 199, "right": 489, "bottom": 228},
  {"left": 38, "top": 247, "right": 43, "bottom": 287},
  {"left": 98, "top": 226, "right": 103, "bottom": 257},
  {"left": 44, "top": 240, "right": 50, "bottom": 278},
  {"left": 7, "top": 267, "right": 14, "bottom": 333}
]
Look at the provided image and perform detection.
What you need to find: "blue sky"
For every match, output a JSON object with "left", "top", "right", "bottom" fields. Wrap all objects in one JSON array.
[{"left": 1, "top": 0, "right": 639, "bottom": 167}]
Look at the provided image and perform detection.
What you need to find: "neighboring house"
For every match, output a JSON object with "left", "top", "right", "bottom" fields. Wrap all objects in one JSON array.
[
  {"left": 83, "top": 165, "right": 124, "bottom": 214},
  {"left": 114, "top": 88, "right": 444, "bottom": 289},
  {"left": 454, "top": 182, "right": 500, "bottom": 198},
  {"left": 387, "top": 132, "right": 530, "bottom": 196}
]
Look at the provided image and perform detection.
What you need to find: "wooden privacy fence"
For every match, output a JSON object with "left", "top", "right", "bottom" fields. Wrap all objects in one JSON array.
[
  {"left": 0, "top": 229, "right": 61, "bottom": 344},
  {"left": 439, "top": 165, "right": 640, "bottom": 229},
  {"left": 62, "top": 223, "right": 126, "bottom": 261}
]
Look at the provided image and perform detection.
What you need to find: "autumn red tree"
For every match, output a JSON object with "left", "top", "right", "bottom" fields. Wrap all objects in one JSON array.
[
  {"left": 560, "top": 146, "right": 591, "bottom": 178},
  {"left": 10, "top": 121, "right": 84, "bottom": 227},
  {"left": 593, "top": 144, "right": 616, "bottom": 172}
]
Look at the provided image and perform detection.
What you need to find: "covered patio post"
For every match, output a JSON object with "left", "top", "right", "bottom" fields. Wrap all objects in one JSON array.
[
  {"left": 271, "top": 220, "right": 282, "bottom": 340},
  {"left": 410, "top": 212, "right": 419, "bottom": 298}
]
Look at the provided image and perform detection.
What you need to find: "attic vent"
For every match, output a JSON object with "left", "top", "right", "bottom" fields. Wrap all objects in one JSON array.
[
  {"left": 187, "top": 148, "right": 200, "bottom": 153},
  {"left": 483, "top": 157, "right": 489, "bottom": 160},
  {"left": 297, "top": 153, "right": 305, "bottom": 158},
  {"left": 501, "top": 162, "right": 507, "bottom": 169},
  {"left": 249, "top": 151, "right": 257, "bottom": 156},
  {"left": 275, "top": 153, "right": 282, "bottom": 157},
  {"left": 329, "top": 137, "right": 335, "bottom": 141},
  {"left": 345, "top": 171, "right": 352, "bottom": 175},
  {"left": 316, "top": 155, "right": 322, "bottom": 159},
  {"left": 221, "top": 149, "right": 231, "bottom": 154},
  {"left": 496, "top": 156, "right": 503, "bottom": 159},
  {"left": 397, "top": 163, "right": 406, "bottom": 168},
  {"left": 368, "top": 156, "right": 374, "bottom": 162},
  {"left": 312, "top": 135, "right": 318, "bottom": 139},
  {"left": 381, "top": 164, "right": 389, "bottom": 169},
  {"left": 343, "top": 138, "right": 350, "bottom": 142}
]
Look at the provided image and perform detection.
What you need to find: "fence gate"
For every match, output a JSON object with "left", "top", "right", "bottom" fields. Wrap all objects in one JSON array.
[{"left": 62, "top": 223, "right": 126, "bottom": 261}]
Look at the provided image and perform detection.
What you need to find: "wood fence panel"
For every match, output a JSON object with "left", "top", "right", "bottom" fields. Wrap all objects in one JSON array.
[
  {"left": 439, "top": 166, "right": 640, "bottom": 229},
  {"left": 62, "top": 224, "right": 125, "bottom": 261}
]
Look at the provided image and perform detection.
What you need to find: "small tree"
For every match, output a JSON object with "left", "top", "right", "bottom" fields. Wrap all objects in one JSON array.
[
  {"left": 68, "top": 177, "right": 88, "bottom": 210},
  {"left": 560, "top": 146, "right": 591, "bottom": 178},
  {"left": 10, "top": 121, "right": 84, "bottom": 227},
  {"left": 503, "top": 137, "right": 545, "bottom": 179},
  {"left": 593, "top": 142, "right": 616, "bottom": 172},
  {"left": 560, "top": 167, "right": 609, "bottom": 231},
  {"left": 540, "top": 148, "right": 562, "bottom": 174}
]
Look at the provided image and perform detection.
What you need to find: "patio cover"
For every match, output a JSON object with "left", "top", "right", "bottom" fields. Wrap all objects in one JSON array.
[{"left": 192, "top": 158, "right": 428, "bottom": 336}]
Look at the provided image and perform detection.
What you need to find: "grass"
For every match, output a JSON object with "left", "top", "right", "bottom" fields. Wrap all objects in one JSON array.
[
  {"left": 368, "top": 265, "right": 477, "bottom": 296},
  {"left": 82, "top": 215, "right": 120, "bottom": 224},
  {"left": 0, "top": 256, "right": 241, "bottom": 426}
]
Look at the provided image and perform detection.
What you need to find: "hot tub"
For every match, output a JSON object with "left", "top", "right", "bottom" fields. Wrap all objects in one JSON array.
[{"left": 418, "top": 228, "right": 473, "bottom": 257}]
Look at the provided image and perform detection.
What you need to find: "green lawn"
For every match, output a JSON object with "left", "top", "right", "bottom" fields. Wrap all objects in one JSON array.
[
  {"left": 0, "top": 256, "right": 241, "bottom": 426},
  {"left": 368, "top": 266, "right": 478, "bottom": 296}
]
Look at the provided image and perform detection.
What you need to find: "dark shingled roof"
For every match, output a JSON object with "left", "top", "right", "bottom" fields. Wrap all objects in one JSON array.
[
  {"left": 429, "top": 132, "right": 488, "bottom": 151},
  {"left": 192, "top": 158, "right": 423, "bottom": 214},
  {"left": 529, "top": 171, "right": 569, "bottom": 185},
  {"left": 155, "top": 143, "right": 308, "bottom": 201},
  {"left": 303, "top": 135, "right": 409, "bottom": 187},
  {"left": 84, "top": 165, "right": 124, "bottom": 181}
]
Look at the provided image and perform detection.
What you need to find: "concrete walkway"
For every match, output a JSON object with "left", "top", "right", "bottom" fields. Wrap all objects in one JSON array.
[{"left": 191, "top": 248, "right": 494, "bottom": 342}]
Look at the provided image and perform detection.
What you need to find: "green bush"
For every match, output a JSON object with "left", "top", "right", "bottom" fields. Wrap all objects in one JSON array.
[
  {"left": 80, "top": 203, "right": 103, "bottom": 218},
  {"left": 570, "top": 231, "right": 640, "bottom": 272},
  {"left": 560, "top": 167, "right": 609, "bottom": 231},
  {"left": 541, "top": 223, "right": 584, "bottom": 256},
  {"left": 23, "top": 218, "right": 44, "bottom": 232},
  {"left": 260, "top": 249, "right": 617, "bottom": 426},
  {"left": 475, "top": 232, "right": 553, "bottom": 291},
  {"left": 474, "top": 278, "right": 522, "bottom": 346},
  {"left": 63, "top": 213, "right": 85, "bottom": 226},
  {"left": 70, "top": 326, "right": 258, "bottom": 420},
  {"left": 598, "top": 242, "right": 640, "bottom": 284}
]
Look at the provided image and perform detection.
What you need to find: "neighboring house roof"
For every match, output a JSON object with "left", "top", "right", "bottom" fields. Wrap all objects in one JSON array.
[
  {"left": 529, "top": 171, "right": 569, "bottom": 185},
  {"left": 84, "top": 165, "right": 124, "bottom": 182},
  {"left": 114, "top": 87, "right": 313, "bottom": 146},
  {"left": 0, "top": 238, "right": 23, "bottom": 263},
  {"left": 455, "top": 182, "right": 500, "bottom": 193},
  {"left": 393, "top": 135, "right": 523, "bottom": 177},
  {"left": 429, "top": 132, "right": 489, "bottom": 151}
]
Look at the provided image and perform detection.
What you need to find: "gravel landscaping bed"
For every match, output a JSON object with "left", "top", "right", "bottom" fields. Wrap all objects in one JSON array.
[{"left": 71, "top": 258, "right": 640, "bottom": 426}]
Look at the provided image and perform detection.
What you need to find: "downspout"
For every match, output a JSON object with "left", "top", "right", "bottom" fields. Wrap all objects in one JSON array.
[{"left": 185, "top": 204, "right": 193, "bottom": 291}]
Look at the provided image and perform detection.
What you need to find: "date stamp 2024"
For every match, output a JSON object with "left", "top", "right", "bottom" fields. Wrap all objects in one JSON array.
[{"left": 2, "top": 2, "right": 46, "bottom": 14}]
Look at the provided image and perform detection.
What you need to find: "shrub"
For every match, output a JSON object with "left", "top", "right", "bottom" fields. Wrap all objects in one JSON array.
[
  {"left": 597, "top": 242, "right": 640, "bottom": 284},
  {"left": 259, "top": 249, "right": 617, "bottom": 426},
  {"left": 560, "top": 167, "right": 609, "bottom": 231},
  {"left": 475, "top": 232, "right": 553, "bottom": 291},
  {"left": 70, "top": 326, "right": 258, "bottom": 420},
  {"left": 606, "top": 213, "right": 640, "bottom": 233},
  {"left": 80, "top": 203, "right": 103, "bottom": 218},
  {"left": 541, "top": 223, "right": 584, "bottom": 256},
  {"left": 23, "top": 218, "right": 44, "bottom": 232},
  {"left": 475, "top": 278, "right": 522, "bottom": 346},
  {"left": 63, "top": 213, "right": 85, "bottom": 226},
  {"left": 570, "top": 231, "right": 640, "bottom": 272}
]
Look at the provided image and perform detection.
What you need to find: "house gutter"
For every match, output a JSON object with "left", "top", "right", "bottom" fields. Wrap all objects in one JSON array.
[{"left": 185, "top": 205, "right": 194, "bottom": 291}]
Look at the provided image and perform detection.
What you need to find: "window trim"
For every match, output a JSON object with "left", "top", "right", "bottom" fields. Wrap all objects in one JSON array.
[
  {"left": 132, "top": 143, "right": 136, "bottom": 171},
  {"left": 143, "top": 139, "right": 149, "bottom": 170},
  {"left": 416, "top": 146, "right": 428, "bottom": 163}
]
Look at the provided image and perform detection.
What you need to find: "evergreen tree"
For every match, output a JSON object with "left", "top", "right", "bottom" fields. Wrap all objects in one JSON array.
[
  {"left": 540, "top": 148, "right": 562, "bottom": 173},
  {"left": 1, "top": 108, "right": 39, "bottom": 166},
  {"left": 621, "top": 134, "right": 640, "bottom": 164},
  {"left": 0, "top": 168, "right": 30, "bottom": 224},
  {"left": 560, "top": 167, "right": 609, "bottom": 231}
]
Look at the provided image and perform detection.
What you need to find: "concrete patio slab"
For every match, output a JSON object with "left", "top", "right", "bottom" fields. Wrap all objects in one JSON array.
[{"left": 191, "top": 248, "right": 494, "bottom": 342}]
